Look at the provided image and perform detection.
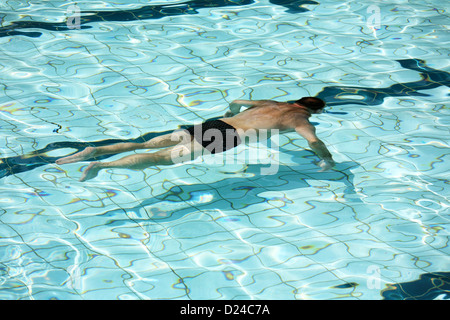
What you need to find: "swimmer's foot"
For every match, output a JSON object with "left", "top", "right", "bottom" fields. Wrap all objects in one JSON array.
[
  {"left": 79, "top": 162, "right": 103, "bottom": 182},
  {"left": 56, "top": 147, "right": 97, "bottom": 165}
]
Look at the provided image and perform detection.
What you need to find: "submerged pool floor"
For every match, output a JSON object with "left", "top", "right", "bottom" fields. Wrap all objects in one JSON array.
[{"left": 0, "top": 0, "right": 449, "bottom": 299}]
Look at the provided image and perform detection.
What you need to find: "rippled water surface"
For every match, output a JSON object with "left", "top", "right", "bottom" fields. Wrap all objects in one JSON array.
[{"left": 0, "top": 0, "right": 449, "bottom": 300}]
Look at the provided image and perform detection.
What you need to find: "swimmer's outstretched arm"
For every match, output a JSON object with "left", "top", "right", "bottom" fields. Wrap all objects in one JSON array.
[{"left": 295, "top": 123, "right": 335, "bottom": 171}]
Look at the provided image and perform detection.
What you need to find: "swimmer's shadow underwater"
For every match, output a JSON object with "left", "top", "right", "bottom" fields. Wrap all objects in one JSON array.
[{"left": 99, "top": 153, "right": 360, "bottom": 227}]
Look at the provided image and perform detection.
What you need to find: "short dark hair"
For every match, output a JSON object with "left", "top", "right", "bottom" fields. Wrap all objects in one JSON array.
[{"left": 295, "top": 97, "right": 326, "bottom": 111}]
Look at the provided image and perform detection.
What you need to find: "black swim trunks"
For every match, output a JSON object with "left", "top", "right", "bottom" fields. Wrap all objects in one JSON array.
[{"left": 185, "top": 120, "right": 241, "bottom": 154}]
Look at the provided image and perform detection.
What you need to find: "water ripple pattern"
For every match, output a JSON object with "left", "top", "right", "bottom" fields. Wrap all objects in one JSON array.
[{"left": 0, "top": 0, "right": 449, "bottom": 300}]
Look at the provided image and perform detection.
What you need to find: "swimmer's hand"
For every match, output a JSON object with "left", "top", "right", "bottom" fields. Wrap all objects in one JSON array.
[{"left": 318, "top": 159, "right": 335, "bottom": 172}]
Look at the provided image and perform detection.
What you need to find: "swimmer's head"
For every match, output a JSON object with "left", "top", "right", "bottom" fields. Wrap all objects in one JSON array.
[{"left": 294, "top": 97, "right": 326, "bottom": 113}]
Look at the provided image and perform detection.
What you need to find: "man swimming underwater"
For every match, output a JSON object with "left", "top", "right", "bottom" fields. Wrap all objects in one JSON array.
[{"left": 56, "top": 97, "right": 335, "bottom": 181}]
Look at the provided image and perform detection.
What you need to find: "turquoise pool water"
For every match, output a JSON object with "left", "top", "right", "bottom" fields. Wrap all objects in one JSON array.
[{"left": 0, "top": 0, "right": 449, "bottom": 300}]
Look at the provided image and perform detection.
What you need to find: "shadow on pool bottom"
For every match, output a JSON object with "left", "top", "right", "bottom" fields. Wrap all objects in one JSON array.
[{"left": 381, "top": 271, "right": 450, "bottom": 300}]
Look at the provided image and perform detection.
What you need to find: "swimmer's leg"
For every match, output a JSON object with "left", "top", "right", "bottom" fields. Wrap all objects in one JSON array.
[
  {"left": 79, "top": 139, "right": 203, "bottom": 182},
  {"left": 56, "top": 130, "right": 191, "bottom": 165}
]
